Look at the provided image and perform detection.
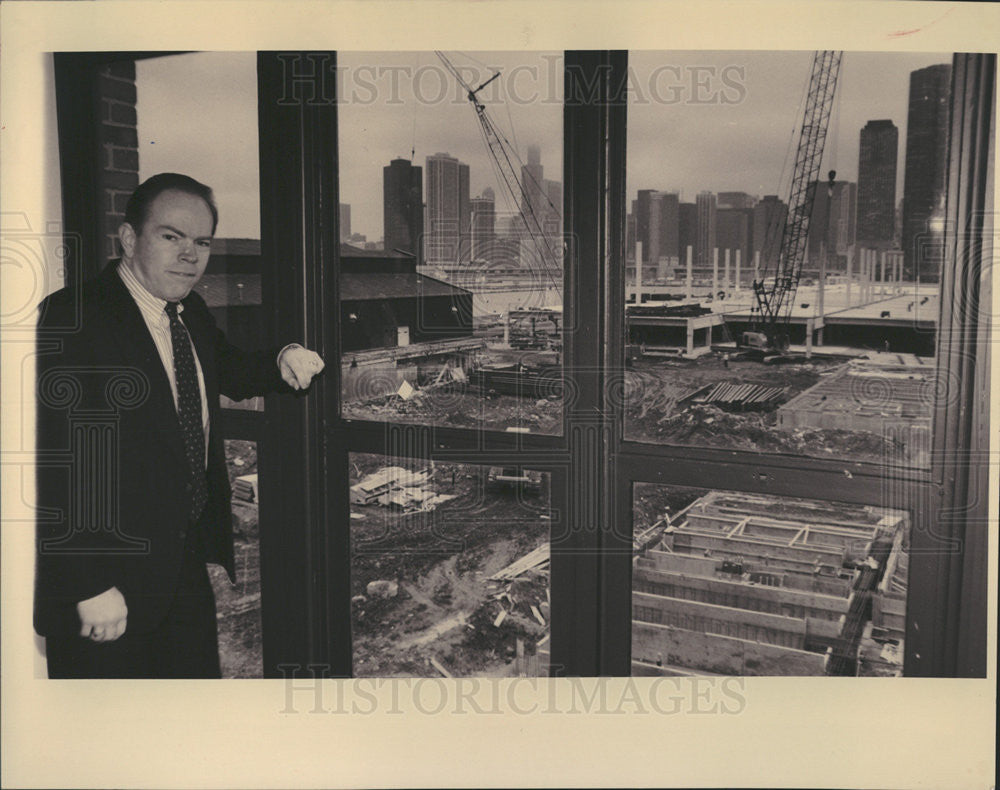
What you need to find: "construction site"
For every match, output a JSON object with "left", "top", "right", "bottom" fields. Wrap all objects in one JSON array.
[
  {"left": 349, "top": 455, "right": 552, "bottom": 677},
  {"left": 220, "top": 51, "right": 934, "bottom": 677},
  {"left": 624, "top": 346, "right": 935, "bottom": 467},
  {"left": 632, "top": 487, "right": 909, "bottom": 676}
]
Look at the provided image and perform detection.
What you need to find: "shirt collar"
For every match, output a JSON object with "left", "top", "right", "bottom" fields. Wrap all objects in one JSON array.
[{"left": 118, "top": 260, "right": 184, "bottom": 321}]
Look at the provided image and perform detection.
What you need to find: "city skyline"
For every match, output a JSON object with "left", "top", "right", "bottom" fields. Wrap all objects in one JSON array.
[{"left": 136, "top": 50, "right": 950, "bottom": 241}]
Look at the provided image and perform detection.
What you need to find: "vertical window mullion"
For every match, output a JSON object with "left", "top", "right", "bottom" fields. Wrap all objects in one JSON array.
[{"left": 257, "top": 51, "right": 345, "bottom": 678}]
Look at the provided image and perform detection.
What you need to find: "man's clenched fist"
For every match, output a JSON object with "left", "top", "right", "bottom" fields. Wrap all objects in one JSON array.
[{"left": 77, "top": 586, "right": 128, "bottom": 642}]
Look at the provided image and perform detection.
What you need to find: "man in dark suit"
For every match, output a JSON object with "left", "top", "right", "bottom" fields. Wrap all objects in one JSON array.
[{"left": 35, "top": 173, "right": 324, "bottom": 678}]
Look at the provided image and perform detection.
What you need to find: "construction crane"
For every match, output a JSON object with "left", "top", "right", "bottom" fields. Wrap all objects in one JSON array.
[
  {"left": 435, "top": 52, "right": 562, "bottom": 288},
  {"left": 744, "top": 50, "right": 843, "bottom": 354}
]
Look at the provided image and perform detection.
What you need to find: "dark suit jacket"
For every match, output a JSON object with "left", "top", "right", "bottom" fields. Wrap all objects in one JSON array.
[{"left": 34, "top": 260, "right": 288, "bottom": 638}]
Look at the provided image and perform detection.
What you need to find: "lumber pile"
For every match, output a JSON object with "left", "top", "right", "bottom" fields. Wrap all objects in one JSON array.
[
  {"left": 489, "top": 544, "right": 550, "bottom": 581},
  {"left": 690, "top": 381, "right": 785, "bottom": 412}
]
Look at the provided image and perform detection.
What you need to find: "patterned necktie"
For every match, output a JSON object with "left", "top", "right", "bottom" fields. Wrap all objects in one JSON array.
[{"left": 165, "top": 301, "right": 208, "bottom": 523}]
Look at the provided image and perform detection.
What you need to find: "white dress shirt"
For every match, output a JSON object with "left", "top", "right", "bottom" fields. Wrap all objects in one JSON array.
[{"left": 118, "top": 263, "right": 210, "bottom": 465}]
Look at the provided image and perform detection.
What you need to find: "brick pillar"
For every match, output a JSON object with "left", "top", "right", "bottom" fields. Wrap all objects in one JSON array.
[{"left": 97, "top": 61, "right": 139, "bottom": 262}]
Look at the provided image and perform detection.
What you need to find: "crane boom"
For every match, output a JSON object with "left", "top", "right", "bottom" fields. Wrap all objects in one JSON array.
[
  {"left": 435, "top": 52, "right": 561, "bottom": 284},
  {"left": 750, "top": 51, "right": 842, "bottom": 349}
]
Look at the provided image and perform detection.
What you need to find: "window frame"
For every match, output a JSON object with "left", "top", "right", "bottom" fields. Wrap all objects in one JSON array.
[
  {"left": 51, "top": 49, "right": 992, "bottom": 679},
  {"left": 603, "top": 51, "right": 993, "bottom": 678}
]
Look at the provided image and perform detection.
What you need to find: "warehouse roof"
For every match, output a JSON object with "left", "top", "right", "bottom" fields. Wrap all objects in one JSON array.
[
  {"left": 341, "top": 272, "right": 471, "bottom": 301},
  {"left": 196, "top": 272, "right": 470, "bottom": 307}
]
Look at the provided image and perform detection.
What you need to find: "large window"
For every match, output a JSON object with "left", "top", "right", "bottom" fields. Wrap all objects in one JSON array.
[
  {"left": 337, "top": 51, "right": 565, "bottom": 436},
  {"left": 136, "top": 53, "right": 266, "bottom": 676},
  {"left": 49, "top": 49, "right": 991, "bottom": 682},
  {"left": 620, "top": 50, "right": 978, "bottom": 677}
]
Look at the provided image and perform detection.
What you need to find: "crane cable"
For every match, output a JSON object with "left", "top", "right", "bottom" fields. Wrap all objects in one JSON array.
[{"left": 437, "top": 51, "right": 562, "bottom": 293}]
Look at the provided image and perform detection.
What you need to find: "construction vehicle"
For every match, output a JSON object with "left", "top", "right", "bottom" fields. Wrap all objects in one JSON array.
[
  {"left": 741, "top": 51, "right": 843, "bottom": 357},
  {"left": 487, "top": 466, "right": 544, "bottom": 496}
]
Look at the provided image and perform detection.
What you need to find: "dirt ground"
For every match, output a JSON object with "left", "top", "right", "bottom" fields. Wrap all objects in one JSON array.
[
  {"left": 341, "top": 348, "right": 563, "bottom": 434},
  {"left": 350, "top": 455, "right": 551, "bottom": 677},
  {"left": 213, "top": 442, "right": 552, "bottom": 678},
  {"left": 212, "top": 440, "right": 263, "bottom": 678},
  {"left": 624, "top": 354, "right": 903, "bottom": 464},
  {"left": 342, "top": 348, "right": 910, "bottom": 464}
]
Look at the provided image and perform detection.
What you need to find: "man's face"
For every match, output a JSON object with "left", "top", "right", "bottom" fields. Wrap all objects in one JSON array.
[{"left": 119, "top": 189, "right": 214, "bottom": 301}]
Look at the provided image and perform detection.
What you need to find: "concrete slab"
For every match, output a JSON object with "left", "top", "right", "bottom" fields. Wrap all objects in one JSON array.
[{"left": 632, "top": 621, "right": 829, "bottom": 676}]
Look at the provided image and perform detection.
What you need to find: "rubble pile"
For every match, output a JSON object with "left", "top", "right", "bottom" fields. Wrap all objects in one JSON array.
[
  {"left": 461, "top": 545, "right": 550, "bottom": 659},
  {"left": 350, "top": 465, "right": 459, "bottom": 514}
]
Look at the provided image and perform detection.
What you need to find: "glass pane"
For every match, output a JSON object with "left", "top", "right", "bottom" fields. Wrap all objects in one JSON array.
[
  {"left": 624, "top": 52, "right": 955, "bottom": 467},
  {"left": 338, "top": 52, "right": 564, "bottom": 435},
  {"left": 135, "top": 52, "right": 264, "bottom": 411},
  {"left": 632, "top": 483, "right": 911, "bottom": 677},
  {"left": 210, "top": 439, "right": 263, "bottom": 677},
  {"left": 351, "top": 452, "right": 552, "bottom": 677},
  {"left": 135, "top": 54, "right": 265, "bottom": 676}
]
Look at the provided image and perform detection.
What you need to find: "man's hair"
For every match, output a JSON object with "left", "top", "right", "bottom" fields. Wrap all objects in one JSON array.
[{"left": 123, "top": 173, "right": 219, "bottom": 235}]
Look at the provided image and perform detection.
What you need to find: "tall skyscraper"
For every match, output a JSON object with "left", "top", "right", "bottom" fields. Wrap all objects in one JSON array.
[
  {"left": 520, "top": 144, "right": 546, "bottom": 222},
  {"left": 901, "top": 63, "right": 952, "bottom": 281},
  {"left": 695, "top": 191, "right": 717, "bottom": 266},
  {"left": 383, "top": 159, "right": 423, "bottom": 262},
  {"left": 717, "top": 208, "right": 752, "bottom": 282},
  {"left": 425, "top": 152, "right": 471, "bottom": 266},
  {"left": 634, "top": 190, "right": 657, "bottom": 264},
  {"left": 752, "top": 195, "right": 787, "bottom": 273},
  {"left": 808, "top": 180, "right": 857, "bottom": 268},
  {"left": 511, "top": 145, "right": 562, "bottom": 272},
  {"left": 857, "top": 120, "right": 898, "bottom": 247},
  {"left": 469, "top": 188, "right": 496, "bottom": 262},
  {"left": 339, "top": 203, "right": 352, "bottom": 243},
  {"left": 717, "top": 192, "right": 755, "bottom": 210},
  {"left": 544, "top": 179, "right": 562, "bottom": 234},
  {"left": 634, "top": 190, "right": 679, "bottom": 269},
  {"left": 626, "top": 208, "right": 637, "bottom": 264},
  {"left": 678, "top": 202, "right": 697, "bottom": 265}
]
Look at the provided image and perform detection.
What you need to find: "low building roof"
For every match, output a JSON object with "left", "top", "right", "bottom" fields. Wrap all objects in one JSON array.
[
  {"left": 342, "top": 272, "right": 471, "bottom": 301},
  {"left": 196, "top": 272, "right": 470, "bottom": 307}
]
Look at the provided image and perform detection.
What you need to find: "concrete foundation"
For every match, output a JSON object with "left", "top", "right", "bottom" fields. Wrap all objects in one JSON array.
[
  {"left": 634, "top": 565, "right": 850, "bottom": 622},
  {"left": 632, "top": 621, "right": 830, "bottom": 676},
  {"left": 776, "top": 361, "right": 934, "bottom": 434},
  {"left": 632, "top": 490, "right": 909, "bottom": 676}
]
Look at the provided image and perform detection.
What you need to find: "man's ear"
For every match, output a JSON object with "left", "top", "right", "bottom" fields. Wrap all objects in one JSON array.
[{"left": 118, "top": 222, "right": 137, "bottom": 259}]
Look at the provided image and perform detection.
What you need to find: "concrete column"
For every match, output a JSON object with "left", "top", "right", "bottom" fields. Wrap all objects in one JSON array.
[
  {"left": 686, "top": 323, "right": 695, "bottom": 357},
  {"left": 635, "top": 240, "right": 643, "bottom": 304},
  {"left": 868, "top": 249, "right": 875, "bottom": 301},
  {"left": 818, "top": 241, "right": 826, "bottom": 320},
  {"left": 753, "top": 251, "right": 760, "bottom": 287},
  {"left": 686, "top": 245, "right": 693, "bottom": 301},
  {"left": 859, "top": 249, "right": 866, "bottom": 302},
  {"left": 845, "top": 247, "right": 853, "bottom": 306},
  {"left": 734, "top": 249, "right": 741, "bottom": 293},
  {"left": 805, "top": 317, "right": 813, "bottom": 358},
  {"left": 862, "top": 249, "right": 870, "bottom": 302},
  {"left": 724, "top": 248, "right": 731, "bottom": 295},
  {"left": 869, "top": 249, "right": 876, "bottom": 300},
  {"left": 879, "top": 251, "right": 886, "bottom": 296},
  {"left": 712, "top": 247, "right": 719, "bottom": 299},
  {"left": 868, "top": 250, "right": 878, "bottom": 302},
  {"left": 503, "top": 313, "right": 510, "bottom": 346},
  {"left": 857, "top": 249, "right": 863, "bottom": 303}
]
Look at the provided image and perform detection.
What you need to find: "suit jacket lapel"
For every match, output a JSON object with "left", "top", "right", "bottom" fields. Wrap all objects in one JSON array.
[{"left": 98, "top": 262, "right": 186, "bottom": 465}]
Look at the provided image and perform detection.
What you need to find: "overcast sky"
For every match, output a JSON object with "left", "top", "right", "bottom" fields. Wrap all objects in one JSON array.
[{"left": 137, "top": 50, "right": 950, "bottom": 241}]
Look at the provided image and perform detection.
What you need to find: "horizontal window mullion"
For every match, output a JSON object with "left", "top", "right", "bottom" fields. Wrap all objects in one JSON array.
[
  {"left": 616, "top": 451, "right": 935, "bottom": 506},
  {"left": 219, "top": 408, "right": 264, "bottom": 441},
  {"left": 332, "top": 418, "right": 569, "bottom": 457},
  {"left": 618, "top": 439, "right": 934, "bottom": 486}
]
